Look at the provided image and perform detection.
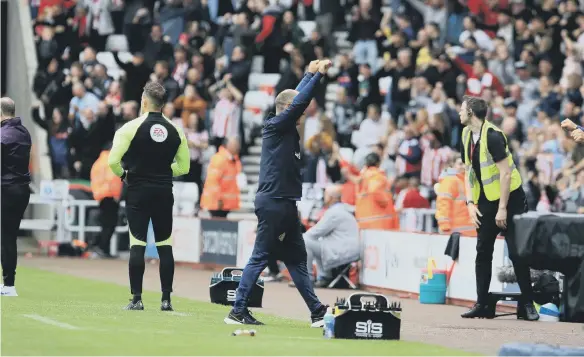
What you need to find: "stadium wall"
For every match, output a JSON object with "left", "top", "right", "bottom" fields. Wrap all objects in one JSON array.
[
  {"left": 169, "top": 216, "right": 514, "bottom": 310},
  {"left": 6, "top": 0, "right": 52, "bottom": 239}
]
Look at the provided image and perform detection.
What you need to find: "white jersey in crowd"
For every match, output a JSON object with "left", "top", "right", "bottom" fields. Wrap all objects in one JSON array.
[{"left": 212, "top": 98, "right": 241, "bottom": 139}]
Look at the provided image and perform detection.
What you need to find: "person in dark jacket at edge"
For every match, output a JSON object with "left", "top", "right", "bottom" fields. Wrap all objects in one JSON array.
[
  {"left": 112, "top": 52, "right": 151, "bottom": 103},
  {"left": 254, "top": 0, "right": 284, "bottom": 74},
  {"left": 1, "top": 97, "right": 32, "bottom": 297},
  {"left": 224, "top": 59, "right": 332, "bottom": 327}
]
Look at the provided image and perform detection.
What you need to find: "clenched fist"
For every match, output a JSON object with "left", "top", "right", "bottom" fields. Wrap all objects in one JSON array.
[
  {"left": 318, "top": 59, "right": 333, "bottom": 74},
  {"left": 307, "top": 60, "right": 320, "bottom": 74}
]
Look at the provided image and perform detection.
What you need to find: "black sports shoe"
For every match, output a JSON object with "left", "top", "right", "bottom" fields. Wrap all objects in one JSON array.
[
  {"left": 310, "top": 304, "right": 328, "bottom": 328},
  {"left": 517, "top": 303, "right": 539, "bottom": 321},
  {"left": 161, "top": 300, "right": 173, "bottom": 311},
  {"left": 224, "top": 308, "right": 264, "bottom": 325},
  {"left": 124, "top": 300, "right": 144, "bottom": 310},
  {"left": 461, "top": 303, "right": 495, "bottom": 319}
]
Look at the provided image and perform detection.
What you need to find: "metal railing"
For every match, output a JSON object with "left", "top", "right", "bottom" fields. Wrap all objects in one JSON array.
[
  {"left": 399, "top": 208, "right": 437, "bottom": 233},
  {"left": 21, "top": 193, "right": 129, "bottom": 256}
]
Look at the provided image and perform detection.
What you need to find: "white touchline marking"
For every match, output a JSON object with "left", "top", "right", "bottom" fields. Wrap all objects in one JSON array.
[
  {"left": 169, "top": 312, "right": 189, "bottom": 317},
  {"left": 23, "top": 314, "right": 80, "bottom": 330}
]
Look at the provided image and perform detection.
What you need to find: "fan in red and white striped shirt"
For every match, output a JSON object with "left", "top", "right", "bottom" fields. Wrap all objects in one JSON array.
[{"left": 420, "top": 131, "right": 454, "bottom": 188}]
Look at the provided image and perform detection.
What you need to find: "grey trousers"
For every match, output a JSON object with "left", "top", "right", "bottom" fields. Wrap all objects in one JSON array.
[{"left": 305, "top": 236, "right": 332, "bottom": 280}]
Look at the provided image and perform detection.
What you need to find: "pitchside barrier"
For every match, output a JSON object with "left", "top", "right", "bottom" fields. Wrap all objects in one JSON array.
[
  {"left": 20, "top": 180, "right": 505, "bottom": 306},
  {"left": 169, "top": 216, "right": 509, "bottom": 306}
]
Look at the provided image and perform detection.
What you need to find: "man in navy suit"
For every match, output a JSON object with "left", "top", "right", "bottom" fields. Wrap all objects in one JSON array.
[{"left": 224, "top": 60, "right": 333, "bottom": 327}]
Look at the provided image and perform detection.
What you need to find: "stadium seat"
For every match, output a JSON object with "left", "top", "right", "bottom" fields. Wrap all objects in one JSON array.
[
  {"left": 297, "top": 21, "right": 316, "bottom": 39},
  {"left": 105, "top": 34, "right": 129, "bottom": 52},
  {"left": 172, "top": 182, "right": 199, "bottom": 216},
  {"left": 251, "top": 56, "right": 264, "bottom": 73},
  {"left": 248, "top": 73, "right": 281, "bottom": 96},
  {"left": 378, "top": 76, "right": 392, "bottom": 96},
  {"left": 244, "top": 90, "right": 272, "bottom": 114},
  {"left": 96, "top": 52, "right": 118, "bottom": 70},
  {"left": 339, "top": 147, "right": 354, "bottom": 163},
  {"left": 97, "top": 51, "right": 133, "bottom": 80}
]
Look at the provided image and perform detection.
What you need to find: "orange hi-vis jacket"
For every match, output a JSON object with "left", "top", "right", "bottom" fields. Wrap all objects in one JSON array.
[
  {"left": 201, "top": 146, "right": 242, "bottom": 211},
  {"left": 339, "top": 159, "right": 360, "bottom": 205},
  {"left": 90, "top": 150, "right": 123, "bottom": 202},
  {"left": 434, "top": 169, "right": 476, "bottom": 237},
  {"left": 355, "top": 167, "right": 399, "bottom": 230}
]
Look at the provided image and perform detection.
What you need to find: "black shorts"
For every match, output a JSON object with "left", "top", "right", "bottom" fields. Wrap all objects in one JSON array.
[{"left": 126, "top": 185, "right": 174, "bottom": 247}]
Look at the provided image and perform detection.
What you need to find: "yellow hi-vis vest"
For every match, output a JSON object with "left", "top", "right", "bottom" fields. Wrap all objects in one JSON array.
[{"left": 462, "top": 121, "right": 522, "bottom": 202}]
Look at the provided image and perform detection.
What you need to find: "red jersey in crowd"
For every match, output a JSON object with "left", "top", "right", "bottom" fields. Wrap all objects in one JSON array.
[{"left": 454, "top": 57, "right": 505, "bottom": 97}]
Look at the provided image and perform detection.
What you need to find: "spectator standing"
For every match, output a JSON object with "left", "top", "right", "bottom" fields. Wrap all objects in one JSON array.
[
  {"left": 355, "top": 63, "right": 381, "bottom": 114},
  {"left": 86, "top": 0, "right": 115, "bottom": 51},
  {"left": 449, "top": 50, "right": 505, "bottom": 98},
  {"left": 254, "top": 0, "right": 284, "bottom": 73},
  {"left": 349, "top": 0, "right": 380, "bottom": 71},
  {"left": 200, "top": 136, "right": 242, "bottom": 218},
  {"left": 210, "top": 75, "right": 243, "bottom": 150},
  {"left": 395, "top": 177, "right": 430, "bottom": 211},
  {"left": 435, "top": 154, "right": 476, "bottom": 236},
  {"left": 31, "top": 103, "right": 70, "bottom": 179},
  {"left": 90, "top": 142, "right": 123, "bottom": 257},
  {"left": 124, "top": 6, "right": 152, "bottom": 53},
  {"left": 152, "top": 60, "right": 180, "bottom": 102},
  {"left": 223, "top": 46, "right": 252, "bottom": 94},
  {"left": 183, "top": 113, "right": 209, "bottom": 201},
  {"left": 403, "top": 0, "right": 447, "bottom": 45},
  {"left": 332, "top": 86, "right": 357, "bottom": 149},
  {"left": 69, "top": 82, "right": 100, "bottom": 128},
  {"left": 174, "top": 84, "right": 207, "bottom": 125},
  {"left": 355, "top": 152, "right": 399, "bottom": 230},
  {"left": 396, "top": 124, "right": 422, "bottom": 178},
  {"left": 352, "top": 104, "right": 387, "bottom": 168},
  {"left": 143, "top": 24, "right": 174, "bottom": 69}
]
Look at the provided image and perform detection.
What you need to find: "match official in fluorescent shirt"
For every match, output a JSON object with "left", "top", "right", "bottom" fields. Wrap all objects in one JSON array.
[
  {"left": 225, "top": 59, "right": 332, "bottom": 327},
  {"left": 108, "top": 82, "right": 190, "bottom": 311}
]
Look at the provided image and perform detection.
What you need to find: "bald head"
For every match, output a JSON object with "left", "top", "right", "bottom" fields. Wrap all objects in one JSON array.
[
  {"left": 324, "top": 184, "right": 342, "bottom": 205},
  {"left": 0, "top": 97, "right": 15, "bottom": 120},
  {"left": 225, "top": 136, "right": 241, "bottom": 155},
  {"left": 275, "top": 89, "right": 299, "bottom": 115}
]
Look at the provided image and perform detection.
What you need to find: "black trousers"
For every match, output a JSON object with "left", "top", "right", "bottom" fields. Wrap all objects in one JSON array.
[
  {"left": 475, "top": 189, "right": 533, "bottom": 304},
  {"left": 1, "top": 184, "right": 30, "bottom": 286},
  {"left": 209, "top": 210, "right": 229, "bottom": 218},
  {"left": 98, "top": 198, "right": 120, "bottom": 254},
  {"left": 262, "top": 45, "right": 282, "bottom": 74},
  {"left": 184, "top": 160, "right": 203, "bottom": 203},
  {"left": 126, "top": 184, "right": 175, "bottom": 296}
]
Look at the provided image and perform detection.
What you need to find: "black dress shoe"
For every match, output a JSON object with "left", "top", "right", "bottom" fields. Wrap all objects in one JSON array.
[
  {"left": 517, "top": 303, "right": 540, "bottom": 321},
  {"left": 461, "top": 303, "right": 495, "bottom": 319}
]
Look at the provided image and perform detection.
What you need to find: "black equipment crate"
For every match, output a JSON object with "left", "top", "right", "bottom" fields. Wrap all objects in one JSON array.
[
  {"left": 209, "top": 267, "right": 264, "bottom": 307},
  {"left": 333, "top": 293, "right": 401, "bottom": 340}
]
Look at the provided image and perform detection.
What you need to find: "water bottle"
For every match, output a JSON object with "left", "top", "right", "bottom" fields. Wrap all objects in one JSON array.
[
  {"left": 323, "top": 307, "right": 335, "bottom": 339},
  {"left": 232, "top": 329, "right": 256, "bottom": 337}
]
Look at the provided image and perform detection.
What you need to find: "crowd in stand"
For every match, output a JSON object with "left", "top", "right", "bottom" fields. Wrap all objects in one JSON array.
[{"left": 29, "top": 0, "right": 584, "bottom": 217}]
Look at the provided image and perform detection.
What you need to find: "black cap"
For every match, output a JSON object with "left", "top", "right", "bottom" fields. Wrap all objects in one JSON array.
[
  {"left": 503, "top": 98, "right": 518, "bottom": 108},
  {"left": 515, "top": 61, "right": 528, "bottom": 69}
]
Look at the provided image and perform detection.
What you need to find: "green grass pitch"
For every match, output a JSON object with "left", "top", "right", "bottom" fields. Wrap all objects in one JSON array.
[{"left": 1, "top": 267, "right": 475, "bottom": 356}]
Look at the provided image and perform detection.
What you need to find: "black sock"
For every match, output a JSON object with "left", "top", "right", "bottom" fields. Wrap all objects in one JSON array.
[
  {"left": 157, "top": 246, "right": 174, "bottom": 301},
  {"left": 132, "top": 294, "right": 142, "bottom": 304},
  {"left": 129, "top": 246, "right": 146, "bottom": 298}
]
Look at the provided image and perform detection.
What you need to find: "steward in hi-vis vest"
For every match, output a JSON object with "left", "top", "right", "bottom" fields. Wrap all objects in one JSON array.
[{"left": 457, "top": 96, "right": 538, "bottom": 322}]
